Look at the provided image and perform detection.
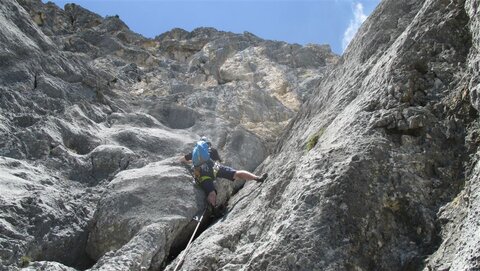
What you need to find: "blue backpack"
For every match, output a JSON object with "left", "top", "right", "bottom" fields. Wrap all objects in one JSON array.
[{"left": 192, "top": 140, "right": 210, "bottom": 166}]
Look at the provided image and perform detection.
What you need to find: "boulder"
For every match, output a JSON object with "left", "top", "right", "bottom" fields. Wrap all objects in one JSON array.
[
  {"left": 87, "top": 145, "right": 136, "bottom": 181},
  {"left": 85, "top": 158, "right": 206, "bottom": 270}
]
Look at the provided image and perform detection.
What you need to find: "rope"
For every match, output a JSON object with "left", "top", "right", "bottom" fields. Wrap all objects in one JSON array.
[{"left": 173, "top": 207, "right": 207, "bottom": 271}]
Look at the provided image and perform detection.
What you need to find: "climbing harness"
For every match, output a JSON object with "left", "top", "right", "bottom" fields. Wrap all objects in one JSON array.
[
  {"left": 173, "top": 207, "right": 207, "bottom": 271},
  {"left": 192, "top": 161, "right": 216, "bottom": 184}
]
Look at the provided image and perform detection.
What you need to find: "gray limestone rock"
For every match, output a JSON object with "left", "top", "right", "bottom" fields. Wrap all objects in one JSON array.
[
  {"left": 85, "top": 158, "right": 206, "bottom": 270},
  {"left": 165, "top": 0, "right": 480, "bottom": 271},
  {"left": 87, "top": 145, "right": 136, "bottom": 181},
  {"left": 0, "top": 157, "right": 95, "bottom": 269},
  {"left": 6, "top": 0, "right": 480, "bottom": 270},
  {"left": 22, "top": 261, "right": 78, "bottom": 271},
  {"left": 423, "top": 0, "right": 480, "bottom": 270}
]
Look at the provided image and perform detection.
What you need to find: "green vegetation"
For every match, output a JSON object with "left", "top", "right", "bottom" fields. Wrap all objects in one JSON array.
[
  {"left": 305, "top": 128, "right": 325, "bottom": 152},
  {"left": 19, "top": 256, "right": 31, "bottom": 267}
]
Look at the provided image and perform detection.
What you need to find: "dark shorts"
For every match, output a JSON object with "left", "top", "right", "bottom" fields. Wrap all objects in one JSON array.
[
  {"left": 216, "top": 164, "right": 236, "bottom": 181},
  {"left": 200, "top": 179, "right": 215, "bottom": 194}
]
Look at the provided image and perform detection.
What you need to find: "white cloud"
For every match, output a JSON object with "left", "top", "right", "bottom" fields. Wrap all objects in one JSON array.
[{"left": 342, "top": 2, "right": 367, "bottom": 51}]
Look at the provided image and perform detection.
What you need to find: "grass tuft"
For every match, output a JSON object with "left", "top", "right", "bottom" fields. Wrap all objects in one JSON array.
[{"left": 305, "top": 128, "right": 325, "bottom": 152}]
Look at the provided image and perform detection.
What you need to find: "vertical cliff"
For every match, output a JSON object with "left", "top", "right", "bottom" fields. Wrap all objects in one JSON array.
[
  {"left": 424, "top": 0, "right": 480, "bottom": 270},
  {"left": 0, "top": 0, "right": 338, "bottom": 270},
  {"left": 2, "top": 0, "right": 479, "bottom": 270},
  {"left": 167, "top": 0, "right": 480, "bottom": 270}
]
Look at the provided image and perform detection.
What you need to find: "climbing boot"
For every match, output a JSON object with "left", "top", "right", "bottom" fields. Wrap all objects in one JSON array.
[{"left": 256, "top": 173, "right": 268, "bottom": 182}]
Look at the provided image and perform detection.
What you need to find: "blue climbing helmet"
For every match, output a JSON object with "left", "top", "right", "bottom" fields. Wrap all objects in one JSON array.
[{"left": 192, "top": 137, "right": 211, "bottom": 166}]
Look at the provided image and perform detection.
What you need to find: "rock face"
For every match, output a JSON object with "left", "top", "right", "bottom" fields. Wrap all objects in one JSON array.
[
  {"left": 86, "top": 158, "right": 205, "bottom": 271},
  {"left": 2, "top": 0, "right": 480, "bottom": 270},
  {"left": 423, "top": 0, "right": 480, "bottom": 270},
  {"left": 165, "top": 0, "right": 480, "bottom": 271},
  {"left": 0, "top": 0, "right": 337, "bottom": 270}
]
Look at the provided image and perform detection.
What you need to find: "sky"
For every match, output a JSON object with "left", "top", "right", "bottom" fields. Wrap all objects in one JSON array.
[{"left": 41, "top": 0, "right": 381, "bottom": 55}]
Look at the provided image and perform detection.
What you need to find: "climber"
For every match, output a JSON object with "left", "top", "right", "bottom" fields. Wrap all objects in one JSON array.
[{"left": 180, "top": 136, "right": 268, "bottom": 212}]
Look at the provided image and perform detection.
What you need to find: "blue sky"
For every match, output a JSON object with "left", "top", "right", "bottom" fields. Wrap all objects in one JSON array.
[{"left": 42, "top": 0, "right": 381, "bottom": 55}]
